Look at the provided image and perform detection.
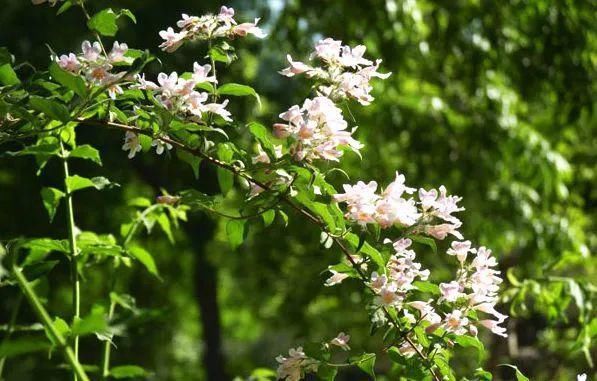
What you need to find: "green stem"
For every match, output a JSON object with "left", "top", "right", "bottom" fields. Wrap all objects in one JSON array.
[
  {"left": 0, "top": 294, "right": 23, "bottom": 377},
  {"left": 60, "top": 141, "right": 81, "bottom": 381},
  {"left": 100, "top": 301, "right": 116, "bottom": 380},
  {"left": 11, "top": 264, "right": 89, "bottom": 381}
]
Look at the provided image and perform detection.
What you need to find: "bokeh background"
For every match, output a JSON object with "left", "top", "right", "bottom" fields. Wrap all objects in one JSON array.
[{"left": 0, "top": 0, "right": 595, "bottom": 380}]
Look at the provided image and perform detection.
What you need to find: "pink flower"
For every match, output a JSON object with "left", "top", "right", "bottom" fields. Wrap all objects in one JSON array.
[
  {"left": 159, "top": 27, "right": 188, "bottom": 52},
  {"left": 232, "top": 18, "right": 266, "bottom": 38},
  {"left": 205, "top": 99, "right": 232, "bottom": 122},
  {"left": 447, "top": 240, "right": 475, "bottom": 263},
  {"left": 324, "top": 270, "right": 349, "bottom": 287},
  {"left": 176, "top": 13, "right": 199, "bottom": 29},
  {"left": 81, "top": 40, "right": 102, "bottom": 62},
  {"left": 122, "top": 131, "right": 142, "bottom": 159},
  {"left": 192, "top": 62, "right": 217, "bottom": 83},
  {"left": 280, "top": 55, "right": 313, "bottom": 77},
  {"left": 56, "top": 53, "right": 81, "bottom": 72},
  {"left": 108, "top": 41, "right": 129, "bottom": 62},
  {"left": 439, "top": 281, "right": 463, "bottom": 302},
  {"left": 218, "top": 6, "right": 236, "bottom": 25},
  {"left": 330, "top": 332, "right": 351, "bottom": 351},
  {"left": 478, "top": 319, "right": 507, "bottom": 337}
]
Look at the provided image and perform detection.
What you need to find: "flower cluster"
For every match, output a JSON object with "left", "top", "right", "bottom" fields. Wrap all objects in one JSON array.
[
  {"left": 280, "top": 38, "right": 391, "bottom": 105},
  {"left": 133, "top": 62, "right": 231, "bottom": 123},
  {"left": 275, "top": 347, "right": 319, "bottom": 381},
  {"left": 369, "top": 238, "right": 430, "bottom": 308},
  {"left": 273, "top": 96, "right": 362, "bottom": 162},
  {"left": 55, "top": 40, "right": 130, "bottom": 99},
  {"left": 331, "top": 173, "right": 508, "bottom": 339},
  {"left": 159, "top": 6, "right": 265, "bottom": 52},
  {"left": 333, "top": 172, "right": 464, "bottom": 239}
]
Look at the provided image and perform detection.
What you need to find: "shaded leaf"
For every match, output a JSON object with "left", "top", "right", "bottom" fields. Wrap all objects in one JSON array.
[
  {"left": 49, "top": 62, "right": 87, "bottom": 97},
  {"left": 69, "top": 144, "right": 102, "bottom": 165},
  {"left": 40, "top": 187, "right": 65, "bottom": 222},
  {"left": 226, "top": 219, "right": 245, "bottom": 250},
  {"left": 29, "top": 96, "right": 70, "bottom": 123}
]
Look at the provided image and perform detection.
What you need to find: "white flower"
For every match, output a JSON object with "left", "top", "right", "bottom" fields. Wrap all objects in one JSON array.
[
  {"left": 176, "top": 13, "right": 199, "bottom": 29},
  {"left": 447, "top": 240, "right": 476, "bottom": 263},
  {"left": 339, "top": 45, "right": 372, "bottom": 67},
  {"left": 313, "top": 38, "right": 342, "bottom": 62},
  {"left": 280, "top": 55, "right": 314, "bottom": 77},
  {"left": 232, "top": 18, "right": 266, "bottom": 38},
  {"left": 577, "top": 374, "right": 587, "bottom": 381},
  {"left": 443, "top": 309, "right": 469, "bottom": 335},
  {"left": 122, "top": 131, "right": 142, "bottom": 159},
  {"left": 330, "top": 332, "right": 351, "bottom": 351},
  {"left": 276, "top": 347, "right": 319, "bottom": 381},
  {"left": 439, "top": 281, "right": 463, "bottom": 303},
  {"left": 81, "top": 40, "right": 102, "bottom": 62},
  {"left": 204, "top": 99, "right": 232, "bottom": 122},
  {"left": 425, "top": 222, "right": 463, "bottom": 240},
  {"left": 159, "top": 27, "right": 188, "bottom": 52},
  {"left": 218, "top": 6, "right": 236, "bottom": 25},
  {"left": 409, "top": 300, "right": 442, "bottom": 325},
  {"left": 192, "top": 62, "right": 217, "bottom": 83},
  {"left": 56, "top": 53, "right": 81, "bottom": 72},
  {"left": 151, "top": 138, "right": 173, "bottom": 155},
  {"left": 325, "top": 270, "right": 349, "bottom": 287},
  {"left": 133, "top": 73, "right": 159, "bottom": 90},
  {"left": 478, "top": 319, "right": 507, "bottom": 337},
  {"left": 108, "top": 41, "right": 129, "bottom": 63}
]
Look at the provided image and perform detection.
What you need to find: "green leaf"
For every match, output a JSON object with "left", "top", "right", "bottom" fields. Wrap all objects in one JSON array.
[
  {"left": 0, "top": 47, "right": 12, "bottom": 65},
  {"left": 413, "top": 280, "right": 440, "bottom": 295},
  {"left": 127, "top": 245, "right": 159, "bottom": 276},
  {"left": 40, "top": 187, "right": 65, "bottom": 222},
  {"left": 119, "top": 9, "right": 137, "bottom": 24},
  {"left": 226, "top": 219, "right": 245, "bottom": 250},
  {"left": 71, "top": 311, "right": 108, "bottom": 337},
  {"left": 22, "top": 260, "right": 59, "bottom": 281},
  {"left": 66, "top": 175, "right": 117, "bottom": 192},
  {"left": 262, "top": 209, "right": 276, "bottom": 227},
  {"left": 0, "top": 63, "right": 19, "bottom": 85},
  {"left": 56, "top": 0, "right": 73, "bottom": 15},
  {"left": 248, "top": 122, "right": 275, "bottom": 154},
  {"left": 29, "top": 96, "right": 70, "bottom": 123},
  {"left": 157, "top": 214, "right": 174, "bottom": 243},
  {"left": 110, "top": 365, "right": 148, "bottom": 379},
  {"left": 21, "top": 239, "right": 70, "bottom": 254},
  {"left": 208, "top": 46, "right": 232, "bottom": 64},
  {"left": 216, "top": 143, "right": 234, "bottom": 194},
  {"left": 0, "top": 337, "right": 50, "bottom": 358},
  {"left": 498, "top": 365, "right": 529, "bottom": 381},
  {"left": 351, "top": 353, "right": 376, "bottom": 379},
  {"left": 454, "top": 335, "right": 485, "bottom": 363},
  {"left": 176, "top": 149, "right": 201, "bottom": 179},
  {"left": 407, "top": 234, "right": 437, "bottom": 254},
  {"left": 251, "top": 368, "right": 276, "bottom": 379},
  {"left": 87, "top": 9, "right": 119, "bottom": 36},
  {"left": 345, "top": 233, "right": 385, "bottom": 269},
  {"left": 49, "top": 62, "right": 87, "bottom": 98},
  {"left": 51, "top": 317, "right": 70, "bottom": 343},
  {"left": 69, "top": 144, "right": 102, "bottom": 165},
  {"left": 217, "top": 83, "right": 261, "bottom": 106},
  {"left": 5, "top": 142, "right": 60, "bottom": 158},
  {"left": 317, "top": 364, "right": 338, "bottom": 381}
]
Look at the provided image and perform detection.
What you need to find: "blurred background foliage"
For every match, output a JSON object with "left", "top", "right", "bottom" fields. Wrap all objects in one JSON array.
[{"left": 0, "top": 0, "right": 595, "bottom": 380}]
